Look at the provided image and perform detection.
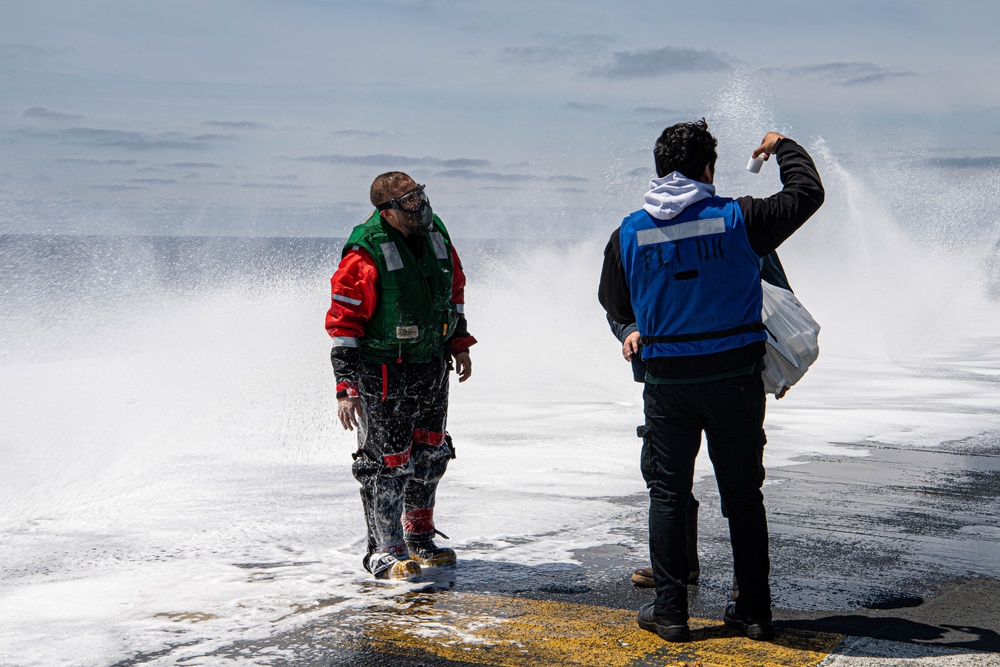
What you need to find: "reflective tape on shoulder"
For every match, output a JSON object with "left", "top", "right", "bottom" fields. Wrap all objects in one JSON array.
[
  {"left": 332, "top": 293, "right": 362, "bottom": 306},
  {"left": 429, "top": 232, "right": 448, "bottom": 260},
  {"left": 381, "top": 242, "right": 404, "bottom": 271},
  {"left": 454, "top": 303, "right": 464, "bottom": 314},
  {"left": 332, "top": 336, "right": 359, "bottom": 347},
  {"left": 637, "top": 217, "right": 726, "bottom": 246}
]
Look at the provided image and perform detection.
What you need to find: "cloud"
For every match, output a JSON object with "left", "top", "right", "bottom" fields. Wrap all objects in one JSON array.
[
  {"left": 436, "top": 169, "right": 587, "bottom": 183},
  {"left": 500, "top": 34, "right": 615, "bottom": 66},
  {"left": 190, "top": 133, "right": 236, "bottom": 141},
  {"left": 927, "top": 156, "right": 1000, "bottom": 169},
  {"left": 0, "top": 42, "right": 75, "bottom": 63},
  {"left": 563, "top": 101, "right": 606, "bottom": 111},
  {"left": 295, "top": 153, "right": 491, "bottom": 168},
  {"left": 332, "top": 129, "right": 389, "bottom": 138},
  {"left": 630, "top": 106, "right": 700, "bottom": 128},
  {"left": 58, "top": 158, "right": 138, "bottom": 165},
  {"left": 202, "top": 120, "right": 268, "bottom": 129},
  {"left": 773, "top": 62, "right": 916, "bottom": 86},
  {"left": 632, "top": 106, "right": 690, "bottom": 116},
  {"left": 501, "top": 45, "right": 570, "bottom": 64},
  {"left": 18, "top": 127, "right": 237, "bottom": 151},
  {"left": 591, "top": 46, "right": 731, "bottom": 79},
  {"left": 23, "top": 107, "right": 84, "bottom": 121},
  {"left": 89, "top": 184, "right": 146, "bottom": 191},
  {"left": 166, "top": 162, "right": 222, "bottom": 168},
  {"left": 436, "top": 169, "right": 534, "bottom": 182}
]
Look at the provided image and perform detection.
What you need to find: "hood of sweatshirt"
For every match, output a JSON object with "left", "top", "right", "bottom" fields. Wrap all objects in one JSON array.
[{"left": 642, "top": 171, "right": 715, "bottom": 221}]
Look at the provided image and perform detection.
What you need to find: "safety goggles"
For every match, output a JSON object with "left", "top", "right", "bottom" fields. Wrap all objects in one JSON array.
[{"left": 376, "top": 184, "right": 428, "bottom": 212}]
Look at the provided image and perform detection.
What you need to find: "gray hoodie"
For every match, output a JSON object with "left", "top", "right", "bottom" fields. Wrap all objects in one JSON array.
[{"left": 642, "top": 171, "right": 715, "bottom": 221}]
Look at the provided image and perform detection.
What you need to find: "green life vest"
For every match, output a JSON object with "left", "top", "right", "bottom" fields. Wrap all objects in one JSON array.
[{"left": 344, "top": 210, "right": 460, "bottom": 364}]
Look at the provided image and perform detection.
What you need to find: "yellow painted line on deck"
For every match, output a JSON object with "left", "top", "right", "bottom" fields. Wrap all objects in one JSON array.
[{"left": 340, "top": 592, "right": 844, "bottom": 667}]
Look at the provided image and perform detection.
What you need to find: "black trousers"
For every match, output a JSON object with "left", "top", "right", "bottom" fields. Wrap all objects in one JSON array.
[
  {"left": 352, "top": 357, "right": 454, "bottom": 561},
  {"left": 641, "top": 372, "right": 771, "bottom": 623}
]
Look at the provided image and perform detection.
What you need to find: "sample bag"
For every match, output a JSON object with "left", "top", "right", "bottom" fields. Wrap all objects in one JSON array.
[{"left": 760, "top": 280, "right": 821, "bottom": 394}]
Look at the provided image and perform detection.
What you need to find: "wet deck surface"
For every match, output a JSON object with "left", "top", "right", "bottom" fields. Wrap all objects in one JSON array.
[{"left": 113, "top": 433, "right": 1000, "bottom": 666}]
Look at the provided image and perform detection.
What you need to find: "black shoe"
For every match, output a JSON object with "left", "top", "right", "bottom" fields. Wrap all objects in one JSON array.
[
  {"left": 723, "top": 601, "right": 774, "bottom": 641},
  {"left": 637, "top": 603, "right": 690, "bottom": 642},
  {"left": 406, "top": 538, "right": 457, "bottom": 567}
]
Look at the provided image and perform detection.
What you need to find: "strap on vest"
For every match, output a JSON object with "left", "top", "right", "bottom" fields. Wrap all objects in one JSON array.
[{"left": 640, "top": 321, "right": 766, "bottom": 345}]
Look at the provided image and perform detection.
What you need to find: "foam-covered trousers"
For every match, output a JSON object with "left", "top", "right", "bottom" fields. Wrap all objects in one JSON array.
[
  {"left": 641, "top": 371, "right": 771, "bottom": 624},
  {"left": 351, "top": 356, "right": 455, "bottom": 563}
]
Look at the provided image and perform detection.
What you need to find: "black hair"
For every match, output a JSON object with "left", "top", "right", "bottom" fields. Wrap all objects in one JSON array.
[{"left": 653, "top": 118, "right": 718, "bottom": 180}]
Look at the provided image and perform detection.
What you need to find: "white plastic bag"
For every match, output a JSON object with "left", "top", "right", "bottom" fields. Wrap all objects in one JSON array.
[{"left": 760, "top": 280, "right": 820, "bottom": 394}]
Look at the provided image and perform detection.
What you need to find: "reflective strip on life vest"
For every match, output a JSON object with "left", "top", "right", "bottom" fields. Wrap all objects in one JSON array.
[
  {"left": 380, "top": 242, "right": 404, "bottom": 271},
  {"left": 331, "top": 336, "right": 359, "bottom": 348},
  {"left": 383, "top": 446, "right": 411, "bottom": 468},
  {"left": 413, "top": 429, "right": 446, "bottom": 446},
  {"left": 332, "top": 293, "right": 362, "bottom": 306},
  {"left": 454, "top": 303, "right": 464, "bottom": 314},
  {"left": 636, "top": 216, "right": 726, "bottom": 246},
  {"left": 429, "top": 231, "right": 448, "bottom": 260}
]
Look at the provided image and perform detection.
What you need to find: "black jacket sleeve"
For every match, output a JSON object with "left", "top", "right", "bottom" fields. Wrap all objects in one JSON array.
[
  {"left": 598, "top": 226, "right": 634, "bottom": 326},
  {"left": 760, "top": 251, "right": 792, "bottom": 291},
  {"left": 330, "top": 345, "right": 361, "bottom": 394},
  {"left": 606, "top": 314, "right": 647, "bottom": 383},
  {"left": 606, "top": 313, "right": 637, "bottom": 343},
  {"left": 599, "top": 231, "right": 649, "bottom": 383},
  {"left": 738, "top": 138, "right": 825, "bottom": 257}
]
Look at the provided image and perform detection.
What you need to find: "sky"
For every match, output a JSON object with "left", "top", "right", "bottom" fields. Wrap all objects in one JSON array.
[{"left": 2, "top": 0, "right": 1000, "bottom": 237}]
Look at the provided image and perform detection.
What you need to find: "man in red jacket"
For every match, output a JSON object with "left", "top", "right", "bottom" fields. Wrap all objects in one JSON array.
[{"left": 326, "top": 171, "right": 476, "bottom": 580}]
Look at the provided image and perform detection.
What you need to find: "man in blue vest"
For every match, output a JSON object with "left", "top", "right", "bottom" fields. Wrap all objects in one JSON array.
[
  {"left": 326, "top": 172, "right": 476, "bottom": 580},
  {"left": 609, "top": 250, "right": 793, "bottom": 591},
  {"left": 599, "top": 120, "right": 824, "bottom": 642}
]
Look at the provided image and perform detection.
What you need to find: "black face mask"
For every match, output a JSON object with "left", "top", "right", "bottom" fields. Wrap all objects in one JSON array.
[
  {"left": 401, "top": 201, "right": 434, "bottom": 235},
  {"left": 377, "top": 184, "right": 434, "bottom": 235}
]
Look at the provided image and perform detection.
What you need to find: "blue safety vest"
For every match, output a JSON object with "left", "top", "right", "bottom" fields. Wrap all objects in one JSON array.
[{"left": 620, "top": 197, "right": 766, "bottom": 359}]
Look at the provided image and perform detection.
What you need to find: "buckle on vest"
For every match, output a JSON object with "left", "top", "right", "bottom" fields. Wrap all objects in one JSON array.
[{"left": 396, "top": 325, "right": 419, "bottom": 340}]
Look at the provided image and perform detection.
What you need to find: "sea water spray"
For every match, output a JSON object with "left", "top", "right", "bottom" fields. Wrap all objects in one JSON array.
[{"left": 705, "top": 69, "right": 1000, "bottom": 361}]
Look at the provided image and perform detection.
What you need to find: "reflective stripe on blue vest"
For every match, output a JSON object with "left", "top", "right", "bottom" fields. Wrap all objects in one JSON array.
[{"left": 620, "top": 196, "right": 766, "bottom": 359}]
